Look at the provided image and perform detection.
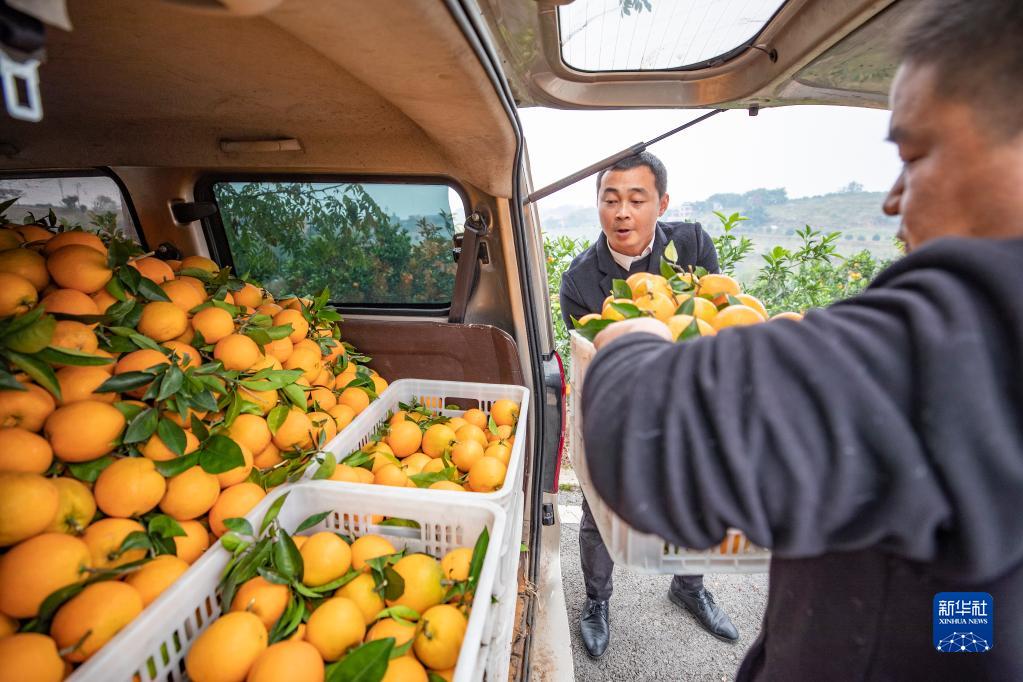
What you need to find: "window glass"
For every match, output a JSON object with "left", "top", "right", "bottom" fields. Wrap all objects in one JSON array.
[
  {"left": 559, "top": 0, "right": 787, "bottom": 72},
  {"left": 0, "top": 173, "right": 139, "bottom": 243},
  {"left": 212, "top": 181, "right": 463, "bottom": 305}
]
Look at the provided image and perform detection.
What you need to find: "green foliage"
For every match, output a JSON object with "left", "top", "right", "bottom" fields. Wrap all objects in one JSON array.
[
  {"left": 710, "top": 211, "right": 754, "bottom": 276},
  {"left": 543, "top": 234, "right": 591, "bottom": 365},
  {"left": 214, "top": 182, "right": 456, "bottom": 304}
]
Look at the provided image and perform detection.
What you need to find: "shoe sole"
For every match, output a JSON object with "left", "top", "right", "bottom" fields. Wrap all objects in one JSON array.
[{"left": 667, "top": 591, "right": 740, "bottom": 643}]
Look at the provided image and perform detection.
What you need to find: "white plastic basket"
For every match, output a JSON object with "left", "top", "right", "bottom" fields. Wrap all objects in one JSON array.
[
  {"left": 309, "top": 379, "right": 530, "bottom": 514},
  {"left": 483, "top": 491, "right": 524, "bottom": 682},
  {"left": 569, "top": 332, "right": 770, "bottom": 574},
  {"left": 70, "top": 481, "right": 507, "bottom": 682}
]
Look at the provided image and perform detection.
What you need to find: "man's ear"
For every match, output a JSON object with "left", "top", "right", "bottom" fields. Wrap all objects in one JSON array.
[{"left": 658, "top": 192, "right": 670, "bottom": 216}]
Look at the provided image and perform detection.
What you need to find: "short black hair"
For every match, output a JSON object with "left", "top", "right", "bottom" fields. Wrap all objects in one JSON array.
[
  {"left": 899, "top": 0, "right": 1023, "bottom": 136},
  {"left": 596, "top": 151, "right": 667, "bottom": 197}
]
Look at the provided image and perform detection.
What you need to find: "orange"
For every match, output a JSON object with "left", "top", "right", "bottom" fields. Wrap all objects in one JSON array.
[
  {"left": 0, "top": 633, "right": 65, "bottom": 681},
  {"left": 300, "top": 532, "right": 351, "bottom": 587},
  {"left": 374, "top": 463, "right": 409, "bottom": 488},
  {"left": 334, "top": 366, "right": 358, "bottom": 390},
  {"left": 50, "top": 320, "right": 99, "bottom": 354},
  {"left": 163, "top": 340, "right": 201, "bottom": 370},
  {"left": 483, "top": 441, "right": 511, "bottom": 467},
  {"left": 450, "top": 439, "right": 484, "bottom": 473},
  {"left": 265, "top": 336, "right": 293, "bottom": 362},
  {"left": 386, "top": 420, "right": 423, "bottom": 458},
  {"left": 327, "top": 463, "right": 364, "bottom": 483},
  {"left": 51, "top": 580, "right": 143, "bottom": 662},
  {"left": 601, "top": 297, "right": 633, "bottom": 321},
  {"left": 304, "top": 597, "right": 365, "bottom": 661},
  {"left": 250, "top": 354, "right": 281, "bottom": 373},
  {"left": 191, "top": 306, "right": 235, "bottom": 343},
  {"left": 455, "top": 424, "right": 488, "bottom": 449},
  {"left": 180, "top": 255, "right": 219, "bottom": 273},
  {"left": 246, "top": 640, "right": 324, "bottom": 682},
  {"left": 55, "top": 366, "right": 116, "bottom": 405},
  {"left": 44, "top": 400, "right": 125, "bottom": 462},
  {"left": 177, "top": 274, "right": 207, "bottom": 297},
  {"left": 82, "top": 518, "right": 146, "bottom": 570},
  {"left": 308, "top": 386, "right": 336, "bottom": 410},
  {"left": 216, "top": 442, "right": 254, "bottom": 488},
  {"left": 462, "top": 408, "right": 487, "bottom": 430},
  {"left": 735, "top": 293, "right": 769, "bottom": 320},
  {"left": 271, "top": 407, "right": 313, "bottom": 450},
  {"left": 0, "top": 472, "right": 59, "bottom": 546},
  {"left": 94, "top": 456, "right": 167, "bottom": 517},
  {"left": 233, "top": 282, "right": 263, "bottom": 308},
  {"left": 115, "top": 349, "right": 169, "bottom": 397},
  {"left": 174, "top": 519, "right": 210, "bottom": 564},
  {"left": 142, "top": 428, "right": 199, "bottom": 461},
  {"left": 441, "top": 547, "right": 473, "bottom": 582},
  {"left": 633, "top": 291, "right": 677, "bottom": 322},
  {"left": 431, "top": 669, "right": 455, "bottom": 682},
  {"left": 336, "top": 572, "right": 384, "bottom": 625},
  {"left": 45, "top": 477, "right": 96, "bottom": 535},
  {"left": 666, "top": 314, "right": 715, "bottom": 340},
  {"left": 327, "top": 404, "right": 356, "bottom": 432},
  {"left": 214, "top": 333, "right": 261, "bottom": 371},
  {"left": 91, "top": 287, "right": 122, "bottom": 313},
  {"left": 711, "top": 304, "right": 766, "bottom": 330},
  {"left": 185, "top": 611, "right": 267, "bottom": 682},
  {"left": 284, "top": 345, "right": 321, "bottom": 382},
  {"left": 381, "top": 656, "right": 428, "bottom": 682},
  {"left": 413, "top": 604, "right": 467, "bottom": 671},
  {"left": 467, "top": 456, "right": 506, "bottom": 493},
  {"left": 227, "top": 414, "right": 272, "bottom": 454},
  {"left": 421, "top": 458, "right": 447, "bottom": 475},
  {"left": 272, "top": 309, "right": 309, "bottom": 343},
  {"left": 696, "top": 273, "right": 741, "bottom": 301},
  {"left": 137, "top": 301, "right": 188, "bottom": 342},
  {"left": 253, "top": 442, "right": 283, "bottom": 469},
  {"left": 422, "top": 424, "right": 457, "bottom": 458},
  {"left": 367, "top": 617, "right": 416, "bottom": 653},
  {"left": 429, "top": 481, "right": 464, "bottom": 492},
  {"left": 0, "top": 533, "right": 90, "bottom": 618},
  {"left": 771, "top": 311, "right": 804, "bottom": 322},
  {"left": 0, "top": 427, "right": 52, "bottom": 473},
  {"left": 208, "top": 483, "right": 266, "bottom": 537},
  {"left": 0, "top": 383, "right": 56, "bottom": 431},
  {"left": 387, "top": 554, "right": 445, "bottom": 614},
  {"left": 240, "top": 387, "right": 278, "bottom": 415},
  {"left": 0, "top": 227, "right": 23, "bottom": 249},
  {"left": 490, "top": 399, "right": 519, "bottom": 427},
  {"left": 124, "top": 554, "right": 189, "bottom": 606},
  {"left": 40, "top": 287, "right": 100, "bottom": 316},
  {"left": 13, "top": 224, "right": 53, "bottom": 244},
  {"left": 129, "top": 256, "right": 174, "bottom": 284},
  {"left": 230, "top": 576, "right": 290, "bottom": 630},
  {"left": 626, "top": 272, "right": 672, "bottom": 298},
  {"left": 307, "top": 410, "right": 337, "bottom": 445},
  {"left": 159, "top": 466, "right": 221, "bottom": 520},
  {"left": 371, "top": 376, "right": 388, "bottom": 394},
  {"left": 43, "top": 230, "right": 106, "bottom": 255},
  {"left": 401, "top": 452, "right": 431, "bottom": 475},
  {"left": 349, "top": 534, "right": 397, "bottom": 572},
  {"left": 0, "top": 248, "right": 48, "bottom": 290},
  {"left": 160, "top": 278, "right": 206, "bottom": 312},
  {"left": 46, "top": 244, "right": 112, "bottom": 293},
  {"left": 338, "top": 387, "right": 370, "bottom": 415},
  {"left": 677, "top": 295, "right": 718, "bottom": 322},
  {"left": 0, "top": 272, "right": 38, "bottom": 316}
]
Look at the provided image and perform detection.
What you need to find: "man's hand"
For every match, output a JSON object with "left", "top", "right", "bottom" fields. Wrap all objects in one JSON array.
[{"left": 593, "top": 317, "right": 673, "bottom": 350}]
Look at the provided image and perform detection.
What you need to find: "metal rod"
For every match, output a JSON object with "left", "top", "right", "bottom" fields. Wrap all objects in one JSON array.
[{"left": 523, "top": 109, "right": 727, "bottom": 205}]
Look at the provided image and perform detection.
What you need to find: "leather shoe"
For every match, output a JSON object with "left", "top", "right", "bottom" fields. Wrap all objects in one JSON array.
[
  {"left": 668, "top": 584, "right": 739, "bottom": 642},
  {"left": 579, "top": 598, "right": 610, "bottom": 658}
]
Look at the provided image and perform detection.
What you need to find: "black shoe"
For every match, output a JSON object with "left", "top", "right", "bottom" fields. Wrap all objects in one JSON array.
[
  {"left": 668, "top": 585, "right": 739, "bottom": 642},
  {"left": 579, "top": 598, "right": 610, "bottom": 658}
]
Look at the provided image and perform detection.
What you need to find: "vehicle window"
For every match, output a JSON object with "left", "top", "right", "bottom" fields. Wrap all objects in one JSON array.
[
  {"left": 0, "top": 173, "right": 140, "bottom": 243},
  {"left": 559, "top": 0, "right": 787, "bottom": 72},
  {"left": 212, "top": 181, "right": 465, "bottom": 306}
]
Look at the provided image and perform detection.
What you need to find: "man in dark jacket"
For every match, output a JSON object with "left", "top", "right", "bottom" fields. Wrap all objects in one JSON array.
[
  {"left": 559, "top": 151, "right": 738, "bottom": 659},
  {"left": 582, "top": 1, "right": 1023, "bottom": 679}
]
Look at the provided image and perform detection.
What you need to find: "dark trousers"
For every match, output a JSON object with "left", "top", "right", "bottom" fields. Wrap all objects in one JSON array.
[{"left": 580, "top": 496, "right": 703, "bottom": 601}]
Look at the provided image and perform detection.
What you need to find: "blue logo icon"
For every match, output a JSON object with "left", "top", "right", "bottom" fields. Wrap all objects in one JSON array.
[{"left": 933, "top": 592, "right": 993, "bottom": 652}]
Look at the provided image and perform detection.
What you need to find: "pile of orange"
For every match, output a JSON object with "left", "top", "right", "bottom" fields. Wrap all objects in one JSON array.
[
  {"left": 574, "top": 270, "right": 803, "bottom": 341},
  {"left": 327, "top": 399, "right": 520, "bottom": 494},
  {"left": 0, "top": 221, "right": 385, "bottom": 677}
]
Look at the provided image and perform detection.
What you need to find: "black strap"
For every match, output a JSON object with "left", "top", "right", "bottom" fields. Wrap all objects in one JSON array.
[{"left": 448, "top": 211, "right": 488, "bottom": 323}]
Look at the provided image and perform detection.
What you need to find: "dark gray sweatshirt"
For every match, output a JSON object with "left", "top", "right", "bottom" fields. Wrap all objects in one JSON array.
[{"left": 582, "top": 236, "right": 1023, "bottom": 680}]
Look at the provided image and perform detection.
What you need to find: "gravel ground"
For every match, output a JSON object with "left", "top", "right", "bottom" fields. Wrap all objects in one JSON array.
[{"left": 558, "top": 487, "right": 770, "bottom": 682}]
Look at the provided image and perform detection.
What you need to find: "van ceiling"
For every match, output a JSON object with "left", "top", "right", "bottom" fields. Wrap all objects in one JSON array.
[{"left": 0, "top": 0, "right": 518, "bottom": 198}]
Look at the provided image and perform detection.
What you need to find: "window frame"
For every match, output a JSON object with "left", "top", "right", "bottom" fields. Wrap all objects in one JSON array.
[
  {"left": 0, "top": 167, "right": 147, "bottom": 250},
  {"left": 194, "top": 172, "right": 470, "bottom": 316}
]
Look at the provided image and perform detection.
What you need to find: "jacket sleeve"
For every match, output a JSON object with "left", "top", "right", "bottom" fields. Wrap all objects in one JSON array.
[
  {"left": 581, "top": 246, "right": 1023, "bottom": 582},
  {"left": 558, "top": 271, "right": 591, "bottom": 333},
  {"left": 694, "top": 223, "right": 720, "bottom": 274}
]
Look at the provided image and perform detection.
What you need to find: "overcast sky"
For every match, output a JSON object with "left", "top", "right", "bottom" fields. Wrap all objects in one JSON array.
[{"left": 520, "top": 105, "right": 902, "bottom": 214}]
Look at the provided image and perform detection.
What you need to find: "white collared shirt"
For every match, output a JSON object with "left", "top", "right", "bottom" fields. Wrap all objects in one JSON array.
[{"left": 607, "top": 233, "right": 655, "bottom": 271}]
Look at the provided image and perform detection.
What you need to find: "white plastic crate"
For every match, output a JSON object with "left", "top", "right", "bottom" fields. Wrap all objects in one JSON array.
[
  {"left": 569, "top": 332, "right": 770, "bottom": 574},
  {"left": 483, "top": 491, "right": 524, "bottom": 682},
  {"left": 309, "top": 378, "right": 530, "bottom": 514},
  {"left": 71, "top": 481, "right": 507, "bottom": 682}
]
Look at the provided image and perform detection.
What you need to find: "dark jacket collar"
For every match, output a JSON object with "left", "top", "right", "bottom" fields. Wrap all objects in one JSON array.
[{"left": 595, "top": 222, "right": 670, "bottom": 296}]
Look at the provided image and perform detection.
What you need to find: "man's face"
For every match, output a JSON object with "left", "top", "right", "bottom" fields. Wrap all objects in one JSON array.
[
  {"left": 883, "top": 62, "right": 1023, "bottom": 252},
  {"left": 597, "top": 165, "right": 669, "bottom": 256}
]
